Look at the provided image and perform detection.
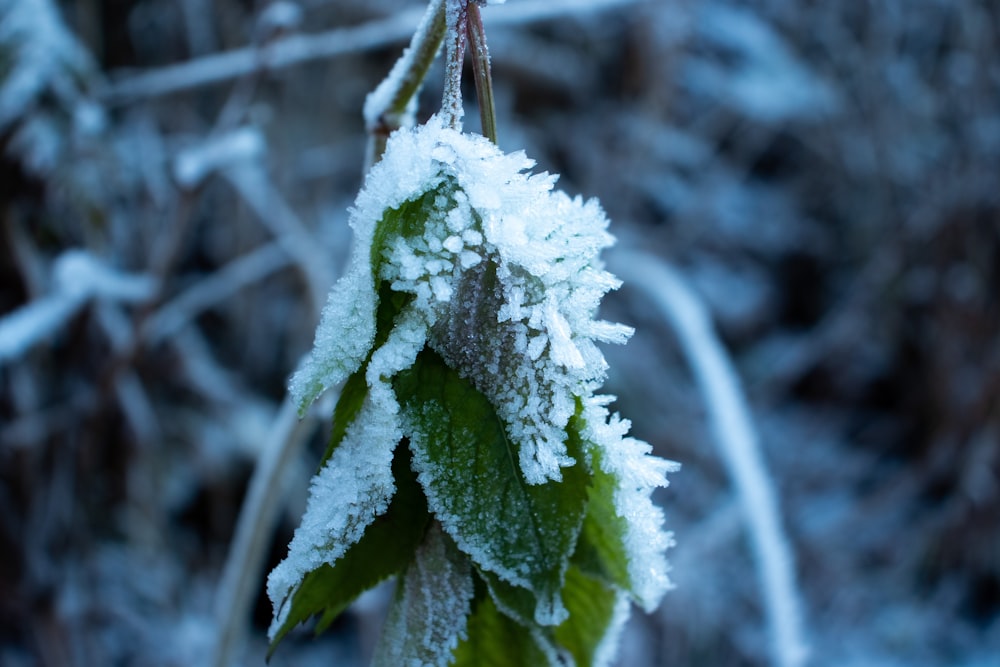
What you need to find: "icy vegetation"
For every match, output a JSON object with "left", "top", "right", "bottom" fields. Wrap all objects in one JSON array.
[{"left": 270, "top": 115, "right": 677, "bottom": 663}]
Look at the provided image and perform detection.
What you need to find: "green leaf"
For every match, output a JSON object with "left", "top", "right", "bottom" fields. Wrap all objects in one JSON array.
[
  {"left": 395, "top": 349, "right": 589, "bottom": 626},
  {"left": 554, "top": 566, "right": 625, "bottom": 667},
  {"left": 372, "top": 523, "right": 475, "bottom": 667},
  {"left": 268, "top": 445, "right": 430, "bottom": 656},
  {"left": 478, "top": 562, "right": 625, "bottom": 667},
  {"left": 476, "top": 569, "right": 538, "bottom": 628},
  {"left": 571, "top": 411, "right": 632, "bottom": 594},
  {"left": 451, "top": 591, "right": 553, "bottom": 667}
]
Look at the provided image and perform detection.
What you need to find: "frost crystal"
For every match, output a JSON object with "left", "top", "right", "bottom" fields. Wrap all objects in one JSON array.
[{"left": 372, "top": 524, "right": 474, "bottom": 667}]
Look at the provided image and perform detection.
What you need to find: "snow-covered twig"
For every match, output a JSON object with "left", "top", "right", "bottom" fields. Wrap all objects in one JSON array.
[
  {"left": 223, "top": 164, "right": 332, "bottom": 316},
  {"left": 441, "top": 0, "right": 470, "bottom": 131},
  {"left": 172, "top": 126, "right": 266, "bottom": 190},
  {"left": 0, "top": 250, "right": 156, "bottom": 365},
  {"left": 363, "top": 0, "right": 446, "bottom": 168},
  {"left": 610, "top": 249, "right": 809, "bottom": 667},
  {"left": 171, "top": 127, "right": 331, "bottom": 315},
  {"left": 103, "top": 0, "right": 648, "bottom": 104}
]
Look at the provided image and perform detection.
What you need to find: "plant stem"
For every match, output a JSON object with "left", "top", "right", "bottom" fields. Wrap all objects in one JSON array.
[
  {"left": 364, "top": 0, "right": 448, "bottom": 168},
  {"left": 466, "top": 2, "right": 497, "bottom": 144},
  {"left": 441, "top": 0, "right": 470, "bottom": 131}
]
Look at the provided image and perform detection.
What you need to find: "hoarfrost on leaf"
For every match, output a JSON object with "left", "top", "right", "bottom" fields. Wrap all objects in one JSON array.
[
  {"left": 270, "top": 111, "right": 678, "bottom": 663},
  {"left": 266, "top": 394, "right": 401, "bottom": 634},
  {"left": 580, "top": 396, "right": 680, "bottom": 611}
]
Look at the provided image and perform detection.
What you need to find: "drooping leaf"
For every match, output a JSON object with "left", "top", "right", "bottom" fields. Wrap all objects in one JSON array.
[
  {"left": 554, "top": 566, "right": 628, "bottom": 667},
  {"left": 579, "top": 399, "right": 677, "bottom": 611},
  {"left": 288, "top": 258, "right": 377, "bottom": 412},
  {"left": 372, "top": 523, "right": 475, "bottom": 667},
  {"left": 451, "top": 590, "right": 553, "bottom": 667},
  {"left": 395, "top": 349, "right": 589, "bottom": 626},
  {"left": 478, "top": 559, "right": 627, "bottom": 667},
  {"left": 268, "top": 445, "right": 430, "bottom": 655}
]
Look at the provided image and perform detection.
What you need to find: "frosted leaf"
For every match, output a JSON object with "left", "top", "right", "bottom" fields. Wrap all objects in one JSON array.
[
  {"left": 372, "top": 524, "right": 475, "bottom": 667},
  {"left": 266, "top": 393, "right": 401, "bottom": 635},
  {"left": 274, "top": 112, "right": 678, "bottom": 659},
  {"left": 592, "top": 591, "right": 632, "bottom": 667},
  {"left": 396, "top": 350, "right": 588, "bottom": 626},
  {"left": 288, "top": 231, "right": 377, "bottom": 412},
  {"left": 581, "top": 397, "right": 680, "bottom": 611}
]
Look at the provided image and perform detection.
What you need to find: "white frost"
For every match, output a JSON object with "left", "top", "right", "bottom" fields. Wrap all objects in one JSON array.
[
  {"left": 0, "top": 250, "right": 156, "bottom": 364},
  {"left": 276, "top": 114, "right": 679, "bottom": 642},
  {"left": 287, "top": 222, "right": 378, "bottom": 411}
]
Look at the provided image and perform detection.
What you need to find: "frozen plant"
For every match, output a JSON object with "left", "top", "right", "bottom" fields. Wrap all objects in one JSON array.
[{"left": 267, "top": 2, "right": 678, "bottom": 665}]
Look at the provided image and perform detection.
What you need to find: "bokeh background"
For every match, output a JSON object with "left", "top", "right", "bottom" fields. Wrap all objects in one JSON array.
[{"left": 1, "top": 0, "right": 998, "bottom": 665}]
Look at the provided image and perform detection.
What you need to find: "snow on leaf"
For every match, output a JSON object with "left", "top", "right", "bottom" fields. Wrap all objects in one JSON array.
[
  {"left": 353, "top": 115, "right": 629, "bottom": 485},
  {"left": 372, "top": 523, "right": 475, "bottom": 667},
  {"left": 288, "top": 255, "right": 377, "bottom": 413},
  {"left": 274, "top": 112, "right": 679, "bottom": 661}
]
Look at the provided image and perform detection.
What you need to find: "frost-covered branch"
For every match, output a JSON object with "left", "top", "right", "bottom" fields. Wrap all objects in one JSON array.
[
  {"left": 610, "top": 249, "right": 809, "bottom": 667},
  {"left": 222, "top": 164, "right": 332, "bottom": 316},
  {"left": 441, "top": 0, "right": 470, "bottom": 131},
  {"left": 0, "top": 251, "right": 157, "bottom": 365},
  {"left": 171, "top": 126, "right": 332, "bottom": 315},
  {"left": 143, "top": 242, "right": 290, "bottom": 345},
  {"left": 103, "top": 0, "right": 648, "bottom": 104}
]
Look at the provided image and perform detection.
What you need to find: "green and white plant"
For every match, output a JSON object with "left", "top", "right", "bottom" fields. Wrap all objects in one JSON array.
[{"left": 267, "top": 2, "right": 678, "bottom": 664}]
